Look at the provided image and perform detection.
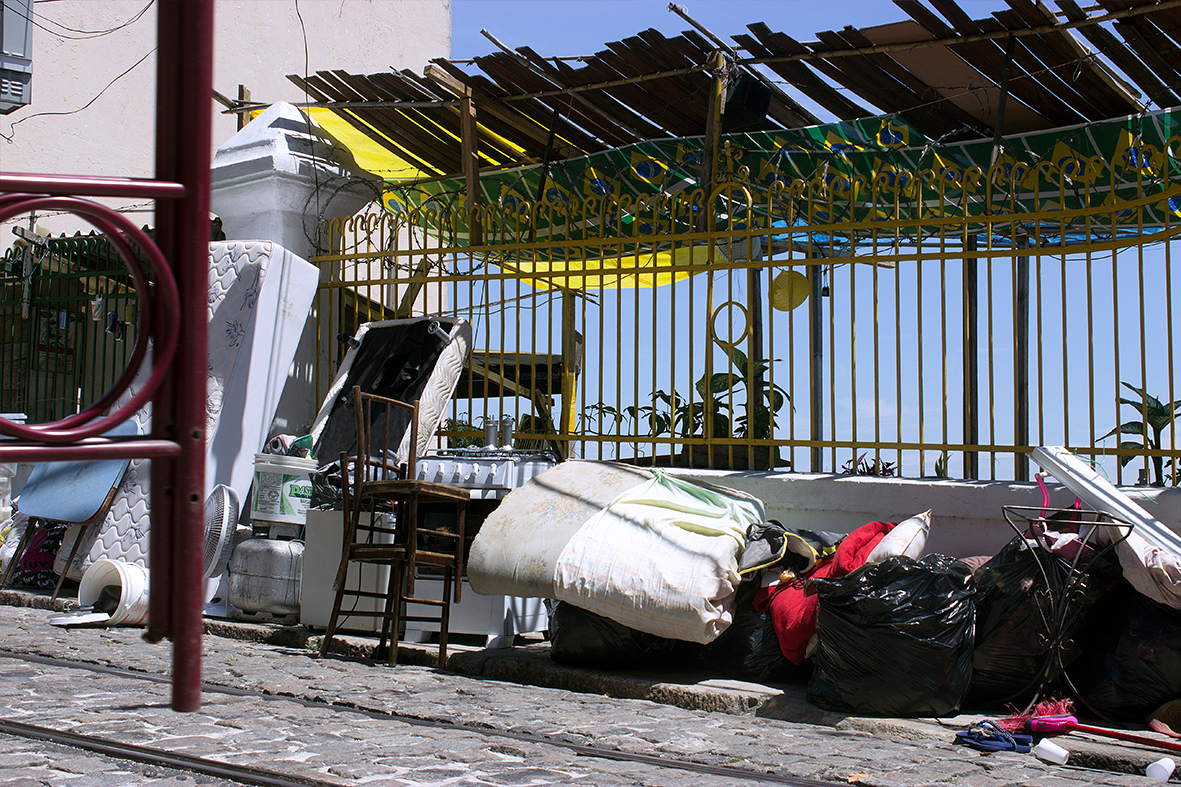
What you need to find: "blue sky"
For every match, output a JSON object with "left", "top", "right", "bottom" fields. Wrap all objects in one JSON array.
[
  {"left": 451, "top": 1, "right": 1000, "bottom": 64},
  {"left": 452, "top": 1, "right": 905, "bottom": 62}
]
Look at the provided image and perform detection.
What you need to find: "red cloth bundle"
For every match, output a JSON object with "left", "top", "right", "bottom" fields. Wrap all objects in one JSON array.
[{"left": 754, "top": 521, "right": 894, "bottom": 665}]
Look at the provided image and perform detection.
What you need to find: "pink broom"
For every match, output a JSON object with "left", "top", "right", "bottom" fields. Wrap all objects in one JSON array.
[{"left": 998, "top": 698, "right": 1181, "bottom": 755}]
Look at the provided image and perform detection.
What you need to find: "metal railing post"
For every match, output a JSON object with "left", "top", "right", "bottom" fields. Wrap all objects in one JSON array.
[
  {"left": 810, "top": 260, "right": 824, "bottom": 472},
  {"left": 963, "top": 235, "right": 979, "bottom": 479},
  {"left": 147, "top": 0, "right": 214, "bottom": 713},
  {"left": 1015, "top": 235, "right": 1030, "bottom": 481}
]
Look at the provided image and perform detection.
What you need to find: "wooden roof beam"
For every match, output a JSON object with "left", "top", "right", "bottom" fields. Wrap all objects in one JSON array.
[
  {"left": 287, "top": 74, "right": 446, "bottom": 176},
  {"left": 666, "top": 2, "right": 819, "bottom": 126},
  {"left": 426, "top": 60, "right": 597, "bottom": 160},
  {"left": 920, "top": 1, "right": 1082, "bottom": 126},
  {"left": 368, "top": 72, "right": 523, "bottom": 169},
  {"left": 1057, "top": 0, "right": 1179, "bottom": 107},
  {"left": 313, "top": 70, "right": 463, "bottom": 173},
  {"left": 996, "top": 4, "right": 1144, "bottom": 115},
  {"left": 476, "top": 54, "right": 634, "bottom": 148},
  {"left": 830, "top": 25, "right": 992, "bottom": 138},
  {"left": 740, "top": 24, "right": 870, "bottom": 120},
  {"left": 516, "top": 46, "right": 667, "bottom": 141},
  {"left": 974, "top": 16, "right": 1106, "bottom": 120}
]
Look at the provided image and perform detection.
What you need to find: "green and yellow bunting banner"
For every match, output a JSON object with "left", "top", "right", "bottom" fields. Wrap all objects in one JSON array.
[{"left": 372, "top": 108, "right": 1181, "bottom": 288}]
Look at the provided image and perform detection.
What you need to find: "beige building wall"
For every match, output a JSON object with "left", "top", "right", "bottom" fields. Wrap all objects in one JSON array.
[{"left": 0, "top": 0, "right": 450, "bottom": 240}]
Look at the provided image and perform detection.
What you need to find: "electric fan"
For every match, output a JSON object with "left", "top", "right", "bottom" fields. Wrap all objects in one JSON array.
[{"left": 202, "top": 484, "right": 240, "bottom": 607}]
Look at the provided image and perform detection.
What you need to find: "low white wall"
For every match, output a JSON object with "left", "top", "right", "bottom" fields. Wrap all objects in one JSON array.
[{"left": 668, "top": 470, "right": 1181, "bottom": 559}]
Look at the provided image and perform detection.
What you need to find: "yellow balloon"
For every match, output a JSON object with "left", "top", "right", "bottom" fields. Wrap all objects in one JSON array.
[{"left": 771, "top": 270, "right": 809, "bottom": 311}]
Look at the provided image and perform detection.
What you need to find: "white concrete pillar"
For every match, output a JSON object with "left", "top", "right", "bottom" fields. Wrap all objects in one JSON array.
[
  {"left": 210, "top": 101, "right": 380, "bottom": 261},
  {"left": 209, "top": 101, "right": 382, "bottom": 440}
]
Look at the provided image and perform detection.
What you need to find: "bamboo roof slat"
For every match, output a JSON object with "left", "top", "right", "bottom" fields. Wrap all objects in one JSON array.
[
  {"left": 516, "top": 46, "right": 668, "bottom": 141},
  {"left": 993, "top": 6, "right": 1142, "bottom": 118},
  {"left": 739, "top": 24, "right": 870, "bottom": 120},
  {"left": 475, "top": 54, "right": 633, "bottom": 149},
  {"left": 1057, "top": 0, "right": 1178, "bottom": 107},
  {"left": 827, "top": 25, "right": 991, "bottom": 139},
  {"left": 281, "top": 1, "right": 1181, "bottom": 185}
]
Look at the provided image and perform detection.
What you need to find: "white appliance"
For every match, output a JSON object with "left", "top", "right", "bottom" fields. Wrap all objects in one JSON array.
[
  {"left": 301, "top": 510, "right": 394, "bottom": 635},
  {"left": 416, "top": 449, "right": 557, "bottom": 500}
]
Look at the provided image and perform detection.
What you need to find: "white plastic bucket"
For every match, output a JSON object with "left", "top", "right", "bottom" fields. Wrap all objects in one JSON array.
[
  {"left": 250, "top": 453, "right": 317, "bottom": 526},
  {"left": 78, "top": 559, "right": 150, "bottom": 626}
]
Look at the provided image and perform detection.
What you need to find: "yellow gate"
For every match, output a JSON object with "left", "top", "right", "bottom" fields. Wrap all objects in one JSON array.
[{"left": 313, "top": 147, "right": 1181, "bottom": 486}]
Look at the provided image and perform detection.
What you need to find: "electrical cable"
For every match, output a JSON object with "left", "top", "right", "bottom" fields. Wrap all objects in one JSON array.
[
  {"left": 22, "top": 0, "right": 153, "bottom": 41},
  {"left": 0, "top": 48, "right": 156, "bottom": 143},
  {"left": 293, "top": 0, "right": 329, "bottom": 256}
]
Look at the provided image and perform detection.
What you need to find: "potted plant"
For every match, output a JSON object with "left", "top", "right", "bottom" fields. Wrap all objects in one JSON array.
[{"left": 599, "top": 347, "right": 789, "bottom": 470}]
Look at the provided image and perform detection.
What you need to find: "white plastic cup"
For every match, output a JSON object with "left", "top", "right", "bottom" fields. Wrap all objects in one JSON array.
[
  {"left": 1034, "top": 739, "right": 1069, "bottom": 765},
  {"left": 1146, "top": 757, "right": 1175, "bottom": 782}
]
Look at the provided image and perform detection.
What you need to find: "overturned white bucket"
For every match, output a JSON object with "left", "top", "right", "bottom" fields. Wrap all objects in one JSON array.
[{"left": 78, "top": 559, "right": 150, "bottom": 626}]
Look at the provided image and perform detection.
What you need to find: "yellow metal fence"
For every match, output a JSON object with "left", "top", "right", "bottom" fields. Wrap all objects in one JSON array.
[{"left": 312, "top": 162, "right": 1181, "bottom": 485}]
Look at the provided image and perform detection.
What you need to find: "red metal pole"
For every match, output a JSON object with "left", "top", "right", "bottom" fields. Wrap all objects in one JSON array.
[{"left": 148, "top": 0, "right": 214, "bottom": 712}]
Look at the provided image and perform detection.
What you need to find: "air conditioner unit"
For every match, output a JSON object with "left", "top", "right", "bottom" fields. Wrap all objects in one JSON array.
[{"left": 0, "top": 0, "right": 33, "bottom": 115}]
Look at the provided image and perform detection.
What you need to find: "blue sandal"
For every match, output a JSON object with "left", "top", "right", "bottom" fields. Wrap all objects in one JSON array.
[{"left": 954, "top": 721, "right": 1033, "bottom": 753}]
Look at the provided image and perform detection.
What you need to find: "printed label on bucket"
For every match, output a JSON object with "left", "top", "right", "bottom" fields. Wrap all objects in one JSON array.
[
  {"left": 253, "top": 471, "right": 312, "bottom": 519},
  {"left": 282, "top": 477, "right": 312, "bottom": 516}
]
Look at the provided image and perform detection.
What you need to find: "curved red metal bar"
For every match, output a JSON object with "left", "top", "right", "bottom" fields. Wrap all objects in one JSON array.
[
  {"left": 0, "top": 0, "right": 214, "bottom": 712},
  {"left": 0, "top": 197, "right": 179, "bottom": 443}
]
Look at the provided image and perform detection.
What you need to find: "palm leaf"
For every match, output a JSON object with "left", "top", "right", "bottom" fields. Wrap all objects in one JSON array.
[
  {"left": 722, "top": 345, "right": 748, "bottom": 373},
  {"left": 1116, "top": 439, "right": 1148, "bottom": 467},
  {"left": 1121, "top": 382, "right": 1166, "bottom": 414},
  {"left": 1102, "top": 421, "right": 1148, "bottom": 440}
]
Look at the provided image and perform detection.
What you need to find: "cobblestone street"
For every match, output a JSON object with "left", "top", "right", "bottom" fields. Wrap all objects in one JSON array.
[{"left": 0, "top": 603, "right": 1171, "bottom": 786}]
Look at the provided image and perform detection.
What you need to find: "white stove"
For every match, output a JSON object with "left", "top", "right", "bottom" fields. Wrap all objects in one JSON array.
[{"left": 415, "top": 449, "right": 557, "bottom": 499}]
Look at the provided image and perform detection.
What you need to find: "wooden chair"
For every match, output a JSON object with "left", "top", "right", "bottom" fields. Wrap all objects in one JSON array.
[{"left": 318, "top": 386, "right": 469, "bottom": 668}]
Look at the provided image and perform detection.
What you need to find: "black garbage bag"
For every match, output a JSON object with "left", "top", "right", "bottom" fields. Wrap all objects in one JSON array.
[
  {"left": 807, "top": 554, "right": 975, "bottom": 717},
  {"left": 1068, "top": 580, "right": 1181, "bottom": 721},
  {"left": 548, "top": 601, "right": 683, "bottom": 670},
  {"left": 308, "top": 459, "right": 396, "bottom": 513},
  {"left": 700, "top": 582, "right": 803, "bottom": 683},
  {"left": 969, "top": 538, "right": 1121, "bottom": 709},
  {"left": 969, "top": 538, "right": 1070, "bottom": 707}
]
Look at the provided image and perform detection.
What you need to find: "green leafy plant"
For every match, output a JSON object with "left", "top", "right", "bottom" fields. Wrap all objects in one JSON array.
[
  {"left": 841, "top": 452, "right": 896, "bottom": 477},
  {"left": 621, "top": 347, "right": 789, "bottom": 441},
  {"left": 934, "top": 452, "right": 949, "bottom": 478},
  {"left": 443, "top": 416, "right": 484, "bottom": 449},
  {"left": 1102, "top": 382, "right": 1181, "bottom": 486}
]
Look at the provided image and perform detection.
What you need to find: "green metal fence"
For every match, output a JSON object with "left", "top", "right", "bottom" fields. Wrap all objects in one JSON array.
[{"left": 0, "top": 233, "right": 140, "bottom": 424}]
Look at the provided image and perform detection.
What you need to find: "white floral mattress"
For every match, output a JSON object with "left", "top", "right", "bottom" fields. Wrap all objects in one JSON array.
[{"left": 60, "top": 241, "right": 318, "bottom": 579}]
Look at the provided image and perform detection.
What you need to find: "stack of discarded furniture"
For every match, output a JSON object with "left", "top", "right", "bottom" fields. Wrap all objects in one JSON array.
[{"left": 317, "top": 387, "right": 469, "bottom": 667}]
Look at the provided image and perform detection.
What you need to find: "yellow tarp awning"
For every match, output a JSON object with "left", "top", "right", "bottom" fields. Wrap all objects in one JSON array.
[{"left": 306, "top": 108, "right": 427, "bottom": 181}]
